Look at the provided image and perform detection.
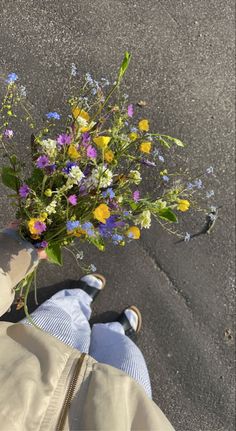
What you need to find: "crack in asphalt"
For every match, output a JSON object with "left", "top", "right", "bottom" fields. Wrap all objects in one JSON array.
[{"left": 139, "top": 240, "right": 192, "bottom": 311}]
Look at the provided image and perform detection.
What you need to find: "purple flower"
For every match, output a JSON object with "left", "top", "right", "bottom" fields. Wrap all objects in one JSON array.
[
  {"left": 127, "top": 104, "right": 134, "bottom": 118},
  {"left": 67, "top": 220, "right": 80, "bottom": 231},
  {"left": 162, "top": 175, "right": 169, "bottom": 182},
  {"left": 86, "top": 145, "right": 97, "bottom": 159},
  {"left": 45, "top": 164, "right": 56, "bottom": 175},
  {"left": 57, "top": 134, "right": 72, "bottom": 145},
  {"left": 112, "top": 234, "right": 123, "bottom": 245},
  {"left": 34, "top": 221, "right": 47, "bottom": 234},
  {"left": 63, "top": 161, "right": 77, "bottom": 174},
  {"left": 6, "top": 73, "right": 18, "bottom": 83},
  {"left": 194, "top": 179, "right": 203, "bottom": 189},
  {"left": 46, "top": 112, "right": 61, "bottom": 120},
  {"left": 36, "top": 155, "right": 49, "bottom": 168},
  {"left": 102, "top": 188, "right": 115, "bottom": 199},
  {"left": 19, "top": 184, "right": 30, "bottom": 198},
  {"left": 79, "top": 184, "right": 88, "bottom": 196},
  {"left": 82, "top": 132, "right": 91, "bottom": 146},
  {"left": 4, "top": 129, "right": 14, "bottom": 138},
  {"left": 35, "top": 240, "right": 48, "bottom": 249},
  {"left": 141, "top": 159, "right": 156, "bottom": 167},
  {"left": 99, "top": 216, "right": 125, "bottom": 237},
  {"left": 68, "top": 194, "right": 78, "bottom": 205},
  {"left": 158, "top": 155, "right": 164, "bottom": 162},
  {"left": 82, "top": 222, "right": 95, "bottom": 237},
  {"left": 133, "top": 190, "right": 140, "bottom": 202}
]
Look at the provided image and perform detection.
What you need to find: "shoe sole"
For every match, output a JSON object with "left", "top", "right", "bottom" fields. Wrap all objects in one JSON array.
[{"left": 127, "top": 305, "right": 142, "bottom": 333}]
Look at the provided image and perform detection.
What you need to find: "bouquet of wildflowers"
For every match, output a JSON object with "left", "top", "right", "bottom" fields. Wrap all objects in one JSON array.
[{"left": 0, "top": 53, "right": 215, "bottom": 315}]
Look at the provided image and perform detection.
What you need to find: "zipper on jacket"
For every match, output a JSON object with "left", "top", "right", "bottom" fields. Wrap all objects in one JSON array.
[{"left": 56, "top": 352, "right": 86, "bottom": 431}]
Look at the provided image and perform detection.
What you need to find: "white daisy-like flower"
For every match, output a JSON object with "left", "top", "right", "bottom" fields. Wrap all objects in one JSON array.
[
  {"left": 68, "top": 166, "right": 85, "bottom": 184},
  {"left": 40, "top": 139, "right": 57, "bottom": 158},
  {"left": 90, "top": 166, "right": 113, "bottom": 188},
  {"left": 135, "top": 210, "right": 151, "bottom": 229},
  {"left": 45, "top": 200, "right": 57, "bottom": 215},
  {"left": 129, "top": 170, "right": 142, "bottom": 185}
]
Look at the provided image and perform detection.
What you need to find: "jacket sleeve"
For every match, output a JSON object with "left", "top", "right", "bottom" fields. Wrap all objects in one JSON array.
[{"left": 0, "top": 230, "right": 39, "bottom": 316}]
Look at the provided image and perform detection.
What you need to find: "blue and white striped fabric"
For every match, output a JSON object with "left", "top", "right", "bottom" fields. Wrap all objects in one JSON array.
[{"left": 22, "top": 288, "right": 152, "bottom": 398}]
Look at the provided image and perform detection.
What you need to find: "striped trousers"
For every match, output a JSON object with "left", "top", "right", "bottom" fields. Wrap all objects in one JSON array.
[{"left": 22, "top": 288, "right": 152, "bottom": 398}]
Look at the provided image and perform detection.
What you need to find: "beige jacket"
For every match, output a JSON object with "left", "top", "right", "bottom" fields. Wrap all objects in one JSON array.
[{"left": 0, "top": 231, "right": 174, "bottom": 431}]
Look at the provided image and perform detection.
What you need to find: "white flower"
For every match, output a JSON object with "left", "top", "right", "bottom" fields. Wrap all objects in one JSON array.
[
  {"left": 68, "top": 166, "right": 85, "bottom": 184},
  {"left": 71, "top": 63, "right": 77, "bottom": 77},
  {"left": 135, "top": 210, "right": 151, "bottom": 229},
  {"left": 89, "top": 264, "right": 97, "bottom": 272},
  {"left": 129, "top": 170, "right": 142, "bottom": 185},
  {"left": 90, "top": 166, "right": 113, "bottom": 188},
  {"left": 45, "top": 200, "right": 57, "bottom": 215},
  {"left": 76, "top": 251, "right": 84, "bottom": 260},
  {"left": 40, "top": 139, "right": 57, "bottom": 157},
  {"left": 76, "top": 116, "right": 88, "bottom": 128}
]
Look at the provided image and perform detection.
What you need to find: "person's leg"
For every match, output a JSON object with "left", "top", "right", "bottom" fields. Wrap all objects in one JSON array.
[
  {"left": 89, "top": 319, "right": 152, "bottom": 398},
  {"left": 21, "top": 275, "right": 104, "bottom": 353}
]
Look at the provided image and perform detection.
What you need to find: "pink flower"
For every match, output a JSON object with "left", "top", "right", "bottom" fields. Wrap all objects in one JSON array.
[
  {"left": 4, "top": 129, "right": 14, "bottom": 138},
  {"left": 57, "top": 134, "right": 72, "bottom": 145},
  {"left": 68, "top": 194, "right": 77, "bottom": 205},
  {"left": 133, "top": 190, "right": 140, "bottom": 202},
  {"left": 86, "top": 145, "right": 97, "bottom": 159},
  {"left": 127, "top": 104, "right": 134, "bottom": 118}
]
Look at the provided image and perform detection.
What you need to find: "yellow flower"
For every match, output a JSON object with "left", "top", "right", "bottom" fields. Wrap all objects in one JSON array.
[
  {"left": 140, "top": 141, "right": 152, "bottom": 154},
  {"left": 129, "top": 132, "right": 138, "bottom": 141},
  {"left": 40, "top": 212, "right": 48, "bottom": 219},
  {"left": 74, "top": 228, "right": 86, "bottom": 237},
  {"left": 28, "top": 217, "right": 45, "bottom": 235},
  {"left": 93, "top": 204, "right": 111, "bottom": 224},
  {"left": 138, "top": 119, "right": 149, "bottom": 132},
  {"left": 104, "top": 149, "right": 114, "bottom": 163},
  {"left": 177, "top": 200, "right": 190, "bottom": 212},
  {"left": 44, "top": 189, "right": 52, "bottom": 197},
  {"left": 93, "top": 136, "right": 111, "bottom": 149},
  {"left": 126, "top": 226, "right": 141, "bottom": 240},
  {"left": 72, "top": 106, "right": 90, "bottom": 122},
  {"left": 68, "top": 144, "right": 80, "bottom": 160}
]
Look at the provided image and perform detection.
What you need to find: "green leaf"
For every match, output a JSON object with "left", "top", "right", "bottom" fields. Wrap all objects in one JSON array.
[
  {"left": 158, "top": 208, "right": 178, "bottom": 223},
  {"left": 163, "top": 135, "right": 185, "bottom": 147},
  {"left": 1, "top": 166, "right": 20, "bottom": 191},
  {"left": 27, "top": 168, "right": 44, "bottom": 188},
  {"left": 117, "top": 52, "right": 131, "bottom": 83},
  {"left": 10, "top": 154, "right": 18, "bottom": 166},
  {"left": 89, "top": 237, "right": 105, "bottom": 251},
  {"left": 46, "top": 244, "right": 62, "bottom": 265},
  {"left": 157, "top": 137, "right": 171, "bottom": 149}
]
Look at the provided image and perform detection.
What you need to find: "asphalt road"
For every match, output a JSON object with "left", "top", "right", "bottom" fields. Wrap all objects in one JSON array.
[{"left": 0, "top": 1, "right": 235, "bottom": 430}]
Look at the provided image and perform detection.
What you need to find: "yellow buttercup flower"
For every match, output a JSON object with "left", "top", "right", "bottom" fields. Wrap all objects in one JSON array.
[
  {"left": 177, "top": 200, "right": 190, "bottom": 212},
  {"left": 68, "top": 144, "right": 80, "bottom": 160},
  {"left": 72, "top": 106, "right": 90, "bottom": 122},
  {"left": 28, "top": 217, "right": 45, "bottom": 235},
  {"left": 126, "top": 226, "right": 141, "bottom": 240},
  {"left": 129, "top": 132, "right": 138, "bottom": 141},
  {"left": 40, "top": 212, "right": 48, "bottom": 219},
  {"left": 93, "top": 204, "right": 111, "bottom": 224},
  {"left": 104, "top": 149, "right": 114, "bottom": 163},
  {"left": 138, "top": 119, "right": 149, "bottom": 132},
  {"left": 93, "top": 136, "right": 111, "bottom": 149},
  {"left": 140, "top": 141, "right": 152, "bottom": 154}
]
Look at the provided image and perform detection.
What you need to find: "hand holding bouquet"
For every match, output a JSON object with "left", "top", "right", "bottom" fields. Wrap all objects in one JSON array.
[{"left": 0, "top": 53, "right": 215, "bottom": 316}]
